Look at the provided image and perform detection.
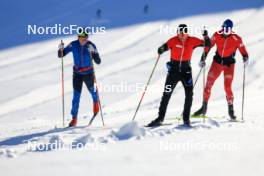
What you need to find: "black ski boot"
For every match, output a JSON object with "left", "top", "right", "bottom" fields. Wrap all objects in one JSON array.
[
  {"left": 146, "top": 117, "right": 163, "bottom": 127},
  {"left": 228, "top": 104, "right": 237, "bottom": 120},
  {"left": 183, "top": 119, "right": 191, "bottom": 127},
  {"left": 193, "top": 101, "right": 208, "bottom": 116}
]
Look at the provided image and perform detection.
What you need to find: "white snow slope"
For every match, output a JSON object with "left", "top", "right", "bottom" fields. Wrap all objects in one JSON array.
[{"left": 1, "top": 1, "right": 264, "bottom": 176}]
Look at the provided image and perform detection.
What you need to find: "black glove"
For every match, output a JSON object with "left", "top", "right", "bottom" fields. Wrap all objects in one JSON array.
[
  {"left": 243, "top": 57, "right": 249, "bottom": 67},
  {"left": 158, "top": 44, "right": 168, "bottom": 55},
  {"left": 243, "top": 57, "right": 248, "bottom": 63}
]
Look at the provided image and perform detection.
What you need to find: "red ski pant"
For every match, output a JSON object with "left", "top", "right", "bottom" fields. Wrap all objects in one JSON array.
[{"left": 203, "top": 61, "right": 235, "bottom": 105}]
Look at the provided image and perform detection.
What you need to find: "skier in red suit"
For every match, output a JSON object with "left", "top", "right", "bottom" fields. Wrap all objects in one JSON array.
[{"left": 193, "top": 19, "right": 249, "bottom": 120}]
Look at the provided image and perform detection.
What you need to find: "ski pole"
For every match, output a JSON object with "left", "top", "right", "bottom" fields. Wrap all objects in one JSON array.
[
  {"left": 202, "top": 26, "right": 206, "bottom": 123},
  {"left": 93, "top": 72, "right": 105, "bottom": 126},
  {"left": 193, "top": 66, "right": 203, "bottom": 88},
  {"left": 60, "top": 40, "right": 65, "bottom": 127},
  {"left": 89, "top": 46, "right": 105, "bottom": 126},
  {"left": 132, "top": 54, "right": 161, "bottom": 121},
  {"left": 202, "top": 63, "right": 206, "bottom": 123},
  {"left": 241, "top": 63, "right": 246, "bottom": 121}
]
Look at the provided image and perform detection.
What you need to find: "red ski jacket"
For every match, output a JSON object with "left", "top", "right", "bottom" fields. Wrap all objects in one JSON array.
[
  {"left": 166, "top": 35, "right": 208, "bottom": 62},
  {"left": 210, "top": 31, "right": 248, "bottom": 58}
]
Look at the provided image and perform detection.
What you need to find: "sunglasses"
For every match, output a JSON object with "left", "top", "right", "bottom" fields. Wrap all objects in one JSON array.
[{"left": 78, "top": 33, "right": 88, "bottom": 38}]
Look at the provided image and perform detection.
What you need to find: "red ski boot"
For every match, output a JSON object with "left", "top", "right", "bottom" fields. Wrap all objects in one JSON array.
[
  {"left": 69, "top": 118, "right": 77, "bottom": 127},
  {"left": 93, "top": 102, "right": 99, "bottom": 116}
]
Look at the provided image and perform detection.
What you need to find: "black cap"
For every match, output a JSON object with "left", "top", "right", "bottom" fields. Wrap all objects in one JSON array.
[{"left": 177, "top": 24, "right": 188, "bottom": 34}]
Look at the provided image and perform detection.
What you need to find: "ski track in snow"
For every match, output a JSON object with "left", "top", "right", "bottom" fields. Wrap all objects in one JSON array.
[{"left": 0, "top": 118, "right": 256, "bottom": 158}]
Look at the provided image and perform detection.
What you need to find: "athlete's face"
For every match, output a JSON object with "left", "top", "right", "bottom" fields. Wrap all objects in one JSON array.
[{"left": 78, "top": 36, "right": 88, "bottom": 45}]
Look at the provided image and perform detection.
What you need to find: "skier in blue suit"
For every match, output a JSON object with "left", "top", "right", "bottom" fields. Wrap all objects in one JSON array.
[{"left": 58, "top": 28, "right": 101, "bottom": 127}]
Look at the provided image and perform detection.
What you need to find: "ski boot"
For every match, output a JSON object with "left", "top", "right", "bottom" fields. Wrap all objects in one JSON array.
[
  {"left": 228, "top": 104, "right": 237, "bottom": 120},
  {"left": 93, "top": 102, "right": 100, "bottom": 116},
  {"left": 193, "top": 101, "right": 208, "bottom": 116},
  {"left": 146, "top": 117, "right": 163, "bottom": 127},
  {"left": 69, "top": 118, "right": 77, "bottom": 127},
  {"left": 183, "top": 119, "right": 191, "bottom": 127}
]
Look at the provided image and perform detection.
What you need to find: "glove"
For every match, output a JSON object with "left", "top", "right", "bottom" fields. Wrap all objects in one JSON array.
[
  {"left": 166, "top": 61, "right": 173, "bottom": 71},
  {"left": 202, "top": 29, "right": 208, "bottom": 37},
  {"left": 158, "top": 44, "right": 168, "bottom": 55},
  {"left": 158, "top": 46, "right": 165, "bottom": 55},
  {"left": 199, "top": 60, "right": 206, "bottom": 68},
  {"left": 88, "top": 44, "right": 95, "bottom": 53},
  {"left": 243, "top": 57, "right": 249, "bottom": 67},
  {"left": 58, "top": 42, "right": 64, "bottom": 50}
]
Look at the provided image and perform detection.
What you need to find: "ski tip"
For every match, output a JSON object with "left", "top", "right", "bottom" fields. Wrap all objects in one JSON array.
[
  {"left": 229, "top": 119, "right": 245, "bottom": 123},
  {"left": 145, "top": 123, "right": 172, "bottom": 128},
  {"left": 191, "top": 115, "right": 208, "bottom": 119}
]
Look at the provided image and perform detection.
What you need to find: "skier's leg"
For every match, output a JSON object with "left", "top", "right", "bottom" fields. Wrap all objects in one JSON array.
[
  {"left": 147, "top": 71, "right": 178, "bottom": 127},
  {"left": 203, "top": 61, "right": 223, "bottom": 102},
  {"left": 83, "top": 74, "right": 99, "bottom": 115},
  {"left": 193, "top": 61, "right": 222, "bottom": 116},
  {"left": 71, "top": 73, "right": 83, "bottom": 119},
  {"left": 223, "top": 64, "right": 236, "bottom": 119},
  {"left": 181, "top": 69, "right": 193, "bottom": 125},
  {"left": 157, "top": 71, "right": 179, "bottom": 121},
  {"left": 223, "top": 64, "right": 235, "bottom": 105}
]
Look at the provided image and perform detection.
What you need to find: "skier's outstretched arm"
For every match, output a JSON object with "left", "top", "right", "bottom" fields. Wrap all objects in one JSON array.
[
  {"left": 196, "top": 30, "right": 212, "bottom": 67},
  {"left": 201, "top": 36, "right": 211, "bottom": 62},
  {"left": 201, "top": 31, "right": 217, "bottom": 56},
  {"left": 238, "top": 38, "right": 249, "bottom": 65},
  {"left": 58, "top": 42, "right": 72, "bottom": 58}
]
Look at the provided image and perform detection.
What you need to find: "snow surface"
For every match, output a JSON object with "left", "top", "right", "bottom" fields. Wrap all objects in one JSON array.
[{"left": 1, "top": 0, "right": 264, "bottom": 176}]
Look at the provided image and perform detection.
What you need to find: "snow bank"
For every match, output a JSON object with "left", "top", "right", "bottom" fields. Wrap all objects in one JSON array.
[{"left": 111, "top": 122, "right": 146, "bottom": 140}]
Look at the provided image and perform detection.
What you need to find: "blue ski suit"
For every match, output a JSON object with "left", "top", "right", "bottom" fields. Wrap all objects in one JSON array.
[{"left": 58, "top": 40, "right": 101, "bottom": 118}]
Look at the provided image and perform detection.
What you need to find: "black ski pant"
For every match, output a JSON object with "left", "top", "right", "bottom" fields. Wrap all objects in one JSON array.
[
  {"left": 158, "top": 62, "right": 193, "bottom": 123},
  {"left": 71, "top": 72, "right": 98, "bottom": 117}
]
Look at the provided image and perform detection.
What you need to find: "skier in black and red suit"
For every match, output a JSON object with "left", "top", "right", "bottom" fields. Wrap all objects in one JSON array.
[{"left": 147, "top": 24, "right": 210, "bottom": 127}]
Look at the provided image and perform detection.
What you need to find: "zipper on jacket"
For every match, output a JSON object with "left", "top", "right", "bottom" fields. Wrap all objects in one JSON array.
[
  {"left": 179, "top": 40, "right": 185, "bottom": 72},
  {"left": 81, "top": 45, "right": 84, "bottom": 67},
  {"left": 221, "top": 38, "right": 227, "bottom": 65}
]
